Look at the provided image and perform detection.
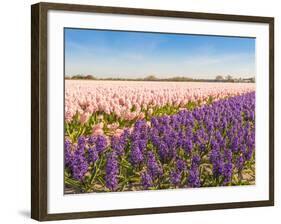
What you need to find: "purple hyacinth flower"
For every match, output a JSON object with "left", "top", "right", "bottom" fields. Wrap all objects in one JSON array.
[
  {"left": 187, "top": 155, "right": 201, "bottom": 187},
  {"left": 188, "top": 168, "right": 200, "bottom": 188},
  {"left": 170, "top": 170, "right": 181, "bottom": 186},
  {"left": 71, "top": 144, "right": 88, "bottom": 181},
  {"left": 87, "top": 136, "right": 95, "bottom": 145},
  {"left": 105, "top": 152, "right": 119, "bottom": 191},
  {"left": 111, "top": 136, "right": 125, "bottom": 156},
  {"left": 88, "top": 147, "right": 99, "bottom": 163},
  {"left": 223, "top": 162, "right": 233, "bottom": 184},
  {"left": 65, "top": 139, "right": 73, "bottom": 168},
  {"left": 176, "top": 159, "right": 186, "bottom": 172},
  {"left": 130, "top": 142, "right": 144, "bottom": 166},
  {"left": 182, "top": 139, "right": 193, "bottom": 155},
  {"left": 236, "top": 155, "right": 244, "bottom": 171},
  {"left": 95, "top": 135, "right": 107, "bottom": 153},
  {"left": 77, "top": 136, "right": 86, "bottom": 146},
  {"left": 191, "top": 155, "right": 200, "bottom": 168},
  {"left": 141, "top": 171, "right": 153, "bottom": 189},
  {"left": 147, "top": 151, "right": 163, "bottom": 179}
]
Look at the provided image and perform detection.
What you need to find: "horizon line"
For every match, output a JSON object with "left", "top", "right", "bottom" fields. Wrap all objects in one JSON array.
[{"left": 65, "top": 74, "right": 256, "bottom": 79}]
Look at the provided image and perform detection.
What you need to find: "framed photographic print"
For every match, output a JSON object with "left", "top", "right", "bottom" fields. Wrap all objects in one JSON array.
[{"left": 31, "top": 2, "right": 274, "bottom": 221}]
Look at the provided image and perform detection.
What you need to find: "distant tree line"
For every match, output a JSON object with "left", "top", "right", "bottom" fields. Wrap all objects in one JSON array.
[
  {"left": 65, "top": 74, "right": 255, "bottom": 83},
  {"left": 215, "top": 75, "right": 255, "bottom": 83},
  {"left": 66, "top": 74, "right": 97, "bottom": 80}
]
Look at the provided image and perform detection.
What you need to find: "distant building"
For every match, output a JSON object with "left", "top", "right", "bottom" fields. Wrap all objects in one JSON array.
[{"left": 242, "top": 77, "right": 255, "bottom": 83}]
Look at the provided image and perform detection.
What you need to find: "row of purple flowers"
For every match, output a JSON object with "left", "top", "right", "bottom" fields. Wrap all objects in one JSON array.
[{"left": 65, "top": 92, "right": 255, "bottom": 192}]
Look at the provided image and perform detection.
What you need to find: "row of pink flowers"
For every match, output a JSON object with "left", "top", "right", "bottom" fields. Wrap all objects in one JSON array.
[{"left": 65, "top": 80, "right": 255, "bottom": 122}]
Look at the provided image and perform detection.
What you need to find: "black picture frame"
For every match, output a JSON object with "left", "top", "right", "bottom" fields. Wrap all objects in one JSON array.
[{"left": 31, "top": 2, "right": 274, "bottom": 221}]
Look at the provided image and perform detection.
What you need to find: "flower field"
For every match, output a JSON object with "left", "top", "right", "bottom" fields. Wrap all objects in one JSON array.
[{"left": 64, "top": 80, "right": 255, "bottom": 193}]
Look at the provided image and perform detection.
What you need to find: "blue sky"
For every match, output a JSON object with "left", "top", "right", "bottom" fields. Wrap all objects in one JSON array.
[{"left": 65, "top": 28, "right": 255, "bottom": 79}]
